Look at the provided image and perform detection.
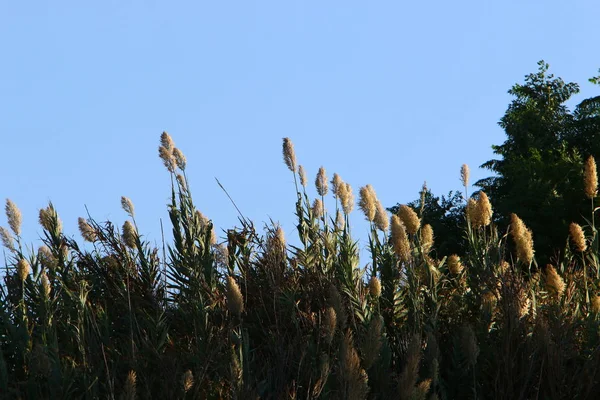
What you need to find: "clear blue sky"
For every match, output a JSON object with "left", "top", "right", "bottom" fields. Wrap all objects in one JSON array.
[{"left": 2, "top": 1, "right": 599, "bottom": 259}]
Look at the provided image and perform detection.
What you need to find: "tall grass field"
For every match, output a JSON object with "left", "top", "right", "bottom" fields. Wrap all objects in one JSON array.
[{"left": 1, "top": 132, "right": 600, "bottom": 399}]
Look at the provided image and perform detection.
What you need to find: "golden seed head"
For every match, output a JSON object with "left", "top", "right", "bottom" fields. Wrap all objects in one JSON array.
[
  {"left": 420, "top": 224, "right": 434, "bottom": 253},
  {"left": 358, "top": 185, "right": 377, "bottom": 222},
  {"left": 465, "top": 198, "right": 478, "bottom": 227},
  {"left": 42, "top": 203, "right": 62, "bottom": 233},
  {"left": 315, "top": 166, "right": 329, "bottom": 196},
  {"left": 398, "top": 205, "right": 420, "bottom": 235},
  {"left": 591, "top": 295, "right": 600, "bottom": 314},
  {"left": 78, "top": 217, "right": 97, "bottom": 242},
  {"left": 41, "top": 273, "right": 51, "bottom": 297},
  {"left": 312, "top": 198, "right": 324, "bottom": 218},
  {"left": 121, "top": 196, "right": 135, "bottom": 217},
  {"left": 391, "top": 215, "right": 411, "bottom": 262},
  {"left": 172, "top": 147, "right": 187, "bottom": 170},
  {"left": 510, "top": 214, "right": 534, "bottom": 264},
  {"left": 226, "top": 276, "right": 244, "bottom": 316},
  {"left": 368, "top": 276, "right": 381, "bottom": 298},
  {"left": 158, "top": 145, "right": 176, "bottom": 172},
  {"left": 298, "top": 165, "right": 307, "bottom": 187},
  {"left": 544, "top": 264, "right": 565, "bottom": 298},
  {"left": 373, "top": 200, "right": 389, "bottom": 232},
  {"left": 323, "top": 306, "right": 337, "bottom": 343},
  {"left": 160, "top": 131, "right": 174, "bottom": 150},
  {"left": 584, "top": 155, "right": 598, "bottom": 199},
  {"left": 336, "top": 209, "right": 345, "bottom": 231},
  {"left": 476, "top": 192, "right": 493, "bottom": 227},
  {"left": 460, "top": 164, "right": 470, "bottom": 188},
  {"left": 339, "top": 182, "right": 355, "bottom": 214},
  {"left": 5, "top": 199, "right": 22, "bottom": 236},
  {"left": 17, "top": 258, "right": 30, "bottom": 282},
  {"left": 122, "top": 221, "right": 137, "bottom": 248},
  {"left": 267, "top": 226, "right": 286, "bottom": 253},
  {"left": 331, "top": 173, "right": 343, "bottom": 198},
  {"left": 123, "top": 370, "right": 137, "bottom": 400},
  {"left": 0, "top": 227, "right": 15, "bottom": 251},
  {"left": 176, "top": 174, "right": 187, "bottom": 191},
  {"left": 569, "top": 222, "right": 587, "bottom": 252},
  {"left": 38, "top": 246, "right": 56, "bottom": 270},
  {"left": 282, "top": 137, "right": 297, "bottom": 173},
  {"left": 182, "top": 370, "right": 194, "bottom": 392},
  {"left": 447, "top": 254, "right": 463, "bottom": 275}
]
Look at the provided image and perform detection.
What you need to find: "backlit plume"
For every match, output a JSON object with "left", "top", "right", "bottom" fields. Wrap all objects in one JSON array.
[
  {"left": 569, "top": 222, "right": 587, "bottom": 252},
  {"left": 398, "top": 205, "right": 420, "bottom": 235},
  {"left": 359, "top": 185, "right": 377, "bottom": 222},
  {"left": 282, "top": 137, "right": 297, "bottom": 173},
  {"left": 5, "top": 199, "right": 22, "bottom": 236},
  {"left": 510, "top": 214, "right": 534, "bottom": 264},
  {"left": 391, "top": 215, "right": 411, "bottom": 262},
  {"left": 584, "top": 155, "right": 598, "bottom": 199},
  {"left": 315, "top": 166, "right": 329, "bottom": 196}
]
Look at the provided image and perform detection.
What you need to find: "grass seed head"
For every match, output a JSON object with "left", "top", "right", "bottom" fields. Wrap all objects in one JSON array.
[
  {"left": 391, "top": 215, "right": 411, "bottom": 262},
  {"left": 323, "top": 307, "right": 337, "bottom": 344},
  {"left": 312, "top": 198, "right": 324, "bottom": 218},
  {"left": 182, "top": 370, "right": 194, "bottom": 392},
  {"left": 421, "top": 224, "right": 434, "bottom": 253},
  {"left": 123, "top": 370, "right": 137, "bottom": 400},
  {"left": 477, "top": 192, "right": 493, "bottom": 227},
  {"left": 158, "top": 145, "right": 176, "bottom": 172},
  {"left": 226, "top": 276, "right": 244, "bottom": 316},
  {"left": 544, "top": 264, "right": 565, "bottom": 298},
  {"left": 331, "top": 173, "right": 343, "bottom": 198},
  {"left": 336, "top": 209, "right": 345, "bottom": 231},
  {"left": 373, "top": 200, "right": 389, "bottom": 232},
  {"left": 172, "top": 147, "right": 187, "bottom": 170},
  {"left": 122, "top": 221, "right": 137, "bottom": 248},
  {"left": 510, "top": 213, "right": 534, "bottom": 264},
  {"left": 460, "top": 163, "right": 470, "bottom": 188},
  {"left": 0, "top": 227, "right": 15, "bottom": 251},
  {"left": 315, "top": 166, "right": 329, "bottom": 196},
  {"left": 78, "top": 217, "right": 97, "bottom": 242},
  {"left": 39, "top": 204, "right": 62, "bottom": 234},
  {"left": 569, "top": 222, "right": 587, "bottom": 252},
  {"left": 160, "top": 131, "right": 174, "bottom": 150},
  {"left": 359, "top": 185, "right": 377, "bottom": 222},
  {"left": 368, "top": 276, "right": 381, "bottom": 298},
  {"left": 41, "top": 273, "right": 51, "bottom": 297},
  {"left": 447, "top": 254, "right": 464, "bottom": 275},
  {"left": 5, "top": 199, "right": 22, "bottom": 236},
  {"left": 298, "top": 165, "right": 307, "bottom": 187},
  {"left": 466, "top": 198, "right": 478, "bottom": 227},
  {"left": 339, "top": 182, "right": 355, "bottom": 214},
  {"left": 121, "top": 196, "right": 135, "bottom": 217},
  {"left": 584, "top": 155, "right": 598, "bottom": 199},
  {"left": 38, "top": 246, "right": 56, "bottom": 270},
  {"left": 398, "top": 205, "right": 420, "bottom": 235},
  {"left": 17, "top": 258, "right": 30, "bottom": 282},
  {"left": 282, "top": 137, "right": 297, "bottom": 173}
]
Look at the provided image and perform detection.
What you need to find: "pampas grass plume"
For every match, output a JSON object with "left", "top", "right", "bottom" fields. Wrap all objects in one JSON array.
[{"left": 5, "top": 199, "right": 22, "bottom": 236}]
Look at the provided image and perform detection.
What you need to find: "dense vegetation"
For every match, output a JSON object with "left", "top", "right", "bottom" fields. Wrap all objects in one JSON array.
[{"left": 2, "top": 64, "right": 600, "bottom": 399}]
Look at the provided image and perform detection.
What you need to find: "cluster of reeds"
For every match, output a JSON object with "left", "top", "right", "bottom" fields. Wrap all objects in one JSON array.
[{"left": 1, "top": 134, "right": 600, "bottom": 399}]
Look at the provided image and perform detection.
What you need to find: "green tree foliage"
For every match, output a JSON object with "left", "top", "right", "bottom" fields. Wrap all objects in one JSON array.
[{"left": 476, "top": 61, "right": 600, "bottom": 264}]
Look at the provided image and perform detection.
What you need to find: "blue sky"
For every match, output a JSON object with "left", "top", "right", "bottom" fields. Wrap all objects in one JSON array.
[{"left": 1, "top": 1, "right": 599, "bottom": 260}]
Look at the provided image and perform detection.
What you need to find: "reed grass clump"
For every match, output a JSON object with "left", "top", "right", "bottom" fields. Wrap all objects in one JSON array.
[{"left": 1, "top": 133, "right": 600, "bottom": 399}]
